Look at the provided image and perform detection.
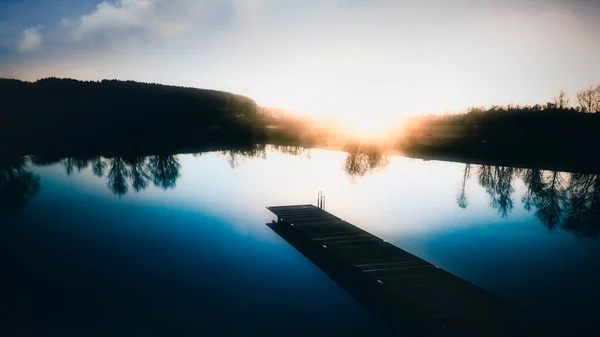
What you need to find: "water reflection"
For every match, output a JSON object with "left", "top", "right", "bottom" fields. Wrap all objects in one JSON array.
[
  {"left": 3, "top": 147, "right": 600, "bottom": 237},
  {"left": 563, "top": 173, "right": 600, "bottom": 236},
  {"left": 106, "top": 157, "right": 128, "bottom": 195},
  {"left": 477, "top": 166, "right": 519, "bottom": 217},
  {"left": 458, "top": 164, "right": 600, "bottom": 237},
  {"left": 148, "top": 155, "right": 180, "bottom": 190},
  {"left": 0, "top": 156, "right": 40, "bottom": 212},
  {"left": 342, "top": 143, "right": 390, "bottom": 179},
  {"left": 57, "top": 155, "right": 181, "bottom": 196},
  {"left": 221, "top": 144, "right": 267, "bottom": 169},
  {"left": 269, "top": 144, "right": 312, "bottom": 159},
  {"left": 457, "top": 164, "right": 471, "bottom": 209},
  {"left": 91, "top": 156, "right": 107, "bottom": 177},
  {"left": 522, "top": 170, "right": 566, "bottom": 230},
  {"left": 124, "top": 155, "right": 150, "bottom": 192}
]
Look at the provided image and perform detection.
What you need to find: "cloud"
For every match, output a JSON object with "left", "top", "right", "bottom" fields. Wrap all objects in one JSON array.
[
  {"left": 18, "top": 26, "right": 43, "bottom": 53},
  {"left": 66, "top": 0, "right": 236, "bottom": 46},
  {"left": 71, "top": 0, "right": 164, "bottom": 42}
]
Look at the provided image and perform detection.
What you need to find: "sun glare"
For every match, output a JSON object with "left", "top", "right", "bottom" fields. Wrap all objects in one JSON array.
[{"left": 342, "top": 114, "right": 398, "bottom": 142}]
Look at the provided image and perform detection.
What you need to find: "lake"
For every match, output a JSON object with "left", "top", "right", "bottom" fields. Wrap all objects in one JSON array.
[{"left": 2, "top": 145, "right": 599, "bottom": 336}]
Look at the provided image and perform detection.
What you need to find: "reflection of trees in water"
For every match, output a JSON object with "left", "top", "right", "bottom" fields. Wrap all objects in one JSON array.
[
  {"left": 221, "top": 144, "right": 267, "bottom": 169},
  {"left": 91, "top": 157, "right": 107, "bottom": 178},
  {"left": 124, "top": 156, "right": 150, "bottom": 192},
  {"left": 339, "top": 141, "right": 391, "bottom": 179},
  {"left": 107, "top": 157, "right": 129, "bottom": 196},
  {"left": 62, "top": 157, "right": 93, "bottom": 175},
  {"left": 343, "top": 151, "right": 390, "bottom": 179},
  {"left": 460, "top": 164, "right": 600, "bottom": 237},
  {"left": 55, "top": 154, "right": 181, "bottom": 197},
  {"left": 148, "top": 155, "right": 180, "bottom": 190},
  {"left": 533, "top": 171, "right": 566, "bottom": 230},
  {"left": 268, "top": 145, "right": 312, "bottom": 159},
  {"left": 522, "top": 169, "right": 545, "bottom": 211},
  {"left": 105, "top": 155, "right": 180, "bottom": 195},
  {"left": 7, "top": 144, "right": 311, "bottom": 204},
  {"left": 477, "top": 166, "right": 519, "bottom": 217},
  {"left": 521, "top": 169, "right": 565, "bottom": 230},
  {"left": 457, "top": 164, "right": 471, "bottom": 208},
  {"left": 0, "top": 156, "right": 40, "bottom": 211},
  {"left": 563, "top": 174, "right": 600, "bottom": 237}
]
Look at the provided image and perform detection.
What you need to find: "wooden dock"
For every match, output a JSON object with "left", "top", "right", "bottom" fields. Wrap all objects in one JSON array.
[{"left": 266, "top": 205, "right": 544, "bottom": 337}]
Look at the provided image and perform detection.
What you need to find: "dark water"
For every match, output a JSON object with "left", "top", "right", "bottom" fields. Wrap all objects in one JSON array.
[{"left": 2, "top": 146, "right": 600, "bottom": 336}]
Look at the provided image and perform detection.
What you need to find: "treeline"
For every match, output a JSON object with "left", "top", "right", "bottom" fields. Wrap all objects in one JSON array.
[
  {"left": 397, "top": 85, "right": 600, "bottom": 172},
  {"left": 0, "top": 77, "right": 268, "bottom": 156}
]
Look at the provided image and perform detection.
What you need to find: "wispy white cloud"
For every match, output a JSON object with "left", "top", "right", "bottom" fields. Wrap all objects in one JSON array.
[
  {"left": 66, "top": 0, "right": 227, "bottom": 46},
  {"left": 18, "top": 26, "right": 43, "bottom": 53}
]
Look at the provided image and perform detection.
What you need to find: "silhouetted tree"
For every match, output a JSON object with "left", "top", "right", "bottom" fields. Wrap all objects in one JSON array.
[
  {"left": 0, "top": 156, "right": 40, "bottom": 211},
  {"left": 576, "top": 84, "right": 600, "bottom": 113},
  {"left": 553, "top": 89, "right": 570, "bottom": 109}
]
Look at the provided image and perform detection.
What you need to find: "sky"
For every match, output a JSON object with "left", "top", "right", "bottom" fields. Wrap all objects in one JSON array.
[{"left": 1, "top": 0, "right": 600, "bottom": 129}]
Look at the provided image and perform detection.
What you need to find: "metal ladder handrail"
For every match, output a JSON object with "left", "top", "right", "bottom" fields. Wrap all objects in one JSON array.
[
  {"left": 317, "top": 191, "right": 322, "bottom": 208},
  {"left": 317, "top": 191, "right": 326, "bottom": 210}
]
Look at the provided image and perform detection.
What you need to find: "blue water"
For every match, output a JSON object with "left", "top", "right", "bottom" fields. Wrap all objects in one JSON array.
[{"left": 2, "top": 147, "right": 600, "bottom": 336}]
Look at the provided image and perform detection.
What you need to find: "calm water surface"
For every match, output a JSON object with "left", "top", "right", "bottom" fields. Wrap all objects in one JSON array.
[{"left": 2, "top": 146, "right": 599, "bottom": 336}]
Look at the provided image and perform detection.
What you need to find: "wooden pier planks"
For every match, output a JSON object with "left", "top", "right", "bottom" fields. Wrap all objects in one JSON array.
[{"left": 266, "top": 205, "right": 542, "bottom": 337}]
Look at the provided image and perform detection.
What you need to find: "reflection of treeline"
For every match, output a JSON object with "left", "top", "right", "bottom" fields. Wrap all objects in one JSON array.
[
  {"left": 30, "top": 154, "right": 182, "bottom": 197},
  {"left": 0, "top": 78, "right": 267, "bottom": 155},
  {"left": 0, "top": 156, "right": 40, "bottom": 212},
  {"left": 342, "top": 142, "right": 390, "bottom": 178},
  {"left": 221, "top": 144, "right": 314, "bottom": 168},
  {"left": 398, "top": 86, "right": 600, "bottom": 172},
  {"left": 458, "top": 164, "right": 600, "bottom": 237},
  {"left": 3, "top": 147, "right": 599, "bottom": 237},
  {"left": 268, "top": 145, "right": 312, "bottom": 159},
  {"left": 221, "top": 144, "right": 267, "bottom": 169},
  {"left": 0, "top": 142, "right": 389, "bottom": 210}
]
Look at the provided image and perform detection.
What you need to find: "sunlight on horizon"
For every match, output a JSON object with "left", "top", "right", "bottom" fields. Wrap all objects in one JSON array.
[
  {"left": 251, "top": 75, "right": 470, "bottom": 135},
  {"left": 3, "top": 0, "right": 600, "bottom": 129}
]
